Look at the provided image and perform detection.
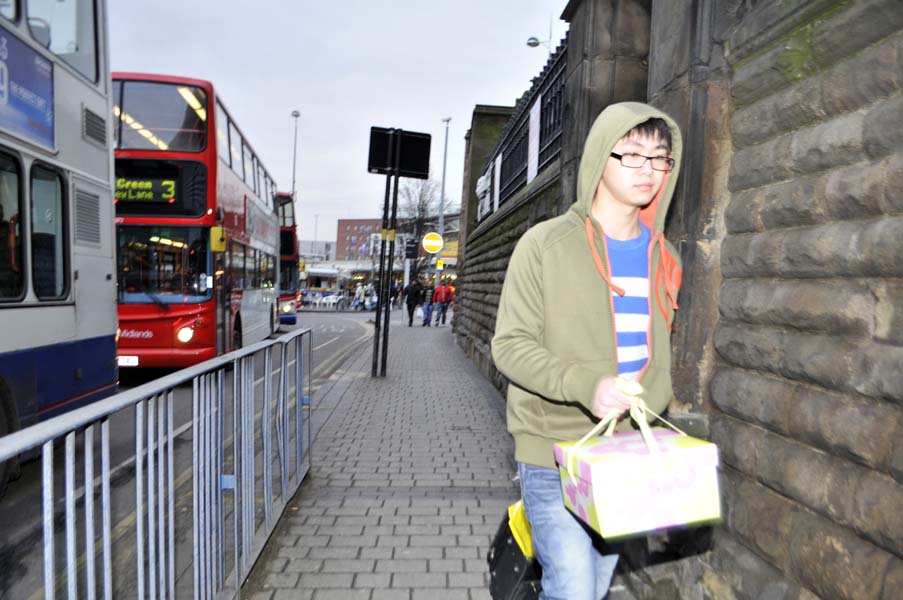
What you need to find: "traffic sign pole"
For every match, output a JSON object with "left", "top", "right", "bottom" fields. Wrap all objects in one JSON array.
[{"left": 380, "top": 137, "right": 402, "bottom": 377}]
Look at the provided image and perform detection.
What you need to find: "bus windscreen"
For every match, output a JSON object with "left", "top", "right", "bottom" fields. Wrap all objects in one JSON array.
[
  {"left": 114, "top": 81, "right": 208, "bottom": 152},
  {"left": 117, "top": 225, "right": 213, "bottom": 304}
]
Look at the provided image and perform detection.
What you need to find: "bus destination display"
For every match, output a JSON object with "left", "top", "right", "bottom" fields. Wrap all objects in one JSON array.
[{"left": 115, "top": 177, "right": 176, "bottom": 203}]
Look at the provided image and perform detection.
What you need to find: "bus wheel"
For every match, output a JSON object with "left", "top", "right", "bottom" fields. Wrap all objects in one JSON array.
[{"left": 233, "top": 316, "right": 242, "bottom": 350}]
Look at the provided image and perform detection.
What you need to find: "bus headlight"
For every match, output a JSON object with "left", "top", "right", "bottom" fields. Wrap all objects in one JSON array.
[
  {"left": 177, "top": 326, "right": 194, "bottom": 343},
  {"left": 281, "top": 302, "right": 293, "bottom": 313}
]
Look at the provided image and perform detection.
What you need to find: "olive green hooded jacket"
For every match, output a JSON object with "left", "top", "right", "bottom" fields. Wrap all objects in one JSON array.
[{"left": 491, "top": 102, "right": 684, "bottom": 469}]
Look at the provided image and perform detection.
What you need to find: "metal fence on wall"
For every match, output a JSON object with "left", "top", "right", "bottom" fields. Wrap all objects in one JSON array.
[
  {"left": 476, "top": 37, "right": 567, "bottom": 222},
  {"left": 0, "top": 327, "right": 313, "bottom": 600}
]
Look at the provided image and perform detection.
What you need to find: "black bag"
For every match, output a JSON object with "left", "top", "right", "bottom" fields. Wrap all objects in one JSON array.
[{"left": 487, "top": 507, "right": 542, "bottom": 599}]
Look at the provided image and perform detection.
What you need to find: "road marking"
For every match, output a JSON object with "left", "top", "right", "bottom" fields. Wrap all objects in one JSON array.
[{"left": 313, "top": 336, "right": 339, "bottom": 351}]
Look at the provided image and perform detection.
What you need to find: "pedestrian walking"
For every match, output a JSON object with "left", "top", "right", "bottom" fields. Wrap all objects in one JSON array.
[
  {"left": 403, "top": 278, "right": 423, "bottom": 327},
  {"left": 352, "top": 283, "right": 364, "bottom": 310},
  {"left": 433, "top": 280, "right": 452, "bottom": 326},
  {"left": 421, "top": 283, "right": 434, "bottom": 326},
  {"left": 491, "top": 102, "right": 683, "bottom": 599}
]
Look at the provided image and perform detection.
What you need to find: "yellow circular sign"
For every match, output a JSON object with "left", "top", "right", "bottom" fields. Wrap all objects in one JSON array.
[{"left": 422, "top": 232, "right": 443, "bottom": 254}]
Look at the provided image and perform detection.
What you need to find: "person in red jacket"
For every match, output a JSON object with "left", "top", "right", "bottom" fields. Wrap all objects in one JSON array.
[{"left": 433, "top": 279, "right": 453, "bottom": 326}]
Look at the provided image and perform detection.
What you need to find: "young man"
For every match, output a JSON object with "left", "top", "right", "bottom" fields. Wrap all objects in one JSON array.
[{"left": 491, "top": 102, "right": 683, "bottom": 599}]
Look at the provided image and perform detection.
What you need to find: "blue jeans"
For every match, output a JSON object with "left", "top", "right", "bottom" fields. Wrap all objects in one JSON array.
[
  {"left": 518, "top": 462, "right": 618, "bottom": 600},
  {"left": 434, "top": 301, "right": 449, "bottom": 324},
  {"left": 422, "top": 303, "right": 433, "bottom": 325}
]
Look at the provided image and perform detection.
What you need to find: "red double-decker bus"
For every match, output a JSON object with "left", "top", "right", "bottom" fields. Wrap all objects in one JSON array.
[
  {"left": 276, "top": 191, "right": 299, "bottom": 325},
  {"left": 112, "top": 73, "right": 280, "bottom": 368}
]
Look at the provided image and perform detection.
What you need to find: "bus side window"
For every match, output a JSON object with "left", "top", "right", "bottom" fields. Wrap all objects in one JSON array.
[
  {"left": 228, "top": 242, "right": 244, "bottom": 290},
  {"left": 31, "top": 165, "right": 67, "bottom": 299},
  {"left": 0, "top": 162, "right": 23, "bottom": 299}
]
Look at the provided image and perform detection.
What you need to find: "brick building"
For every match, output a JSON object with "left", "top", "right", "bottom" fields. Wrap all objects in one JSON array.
[{"left": 335, "top": 218, "right": 382, "bottom": 261}]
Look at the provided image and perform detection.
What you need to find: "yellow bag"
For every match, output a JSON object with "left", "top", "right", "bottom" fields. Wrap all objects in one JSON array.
[{"left": 507, "top": 500, "right": 534, "bottom": 559}]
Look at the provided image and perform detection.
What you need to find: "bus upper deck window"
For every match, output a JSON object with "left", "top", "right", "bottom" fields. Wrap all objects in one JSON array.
[{"left": 26, "top": 0, "right": 97, "bottom": 82}]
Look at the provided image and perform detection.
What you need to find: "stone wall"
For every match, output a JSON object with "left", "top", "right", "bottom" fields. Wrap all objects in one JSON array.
[
  {"left": 709, "top": 0, "right": 903, "bottom": 597},
  {"left": 459, "top": 0, "right": 903, "bottom": 597}
]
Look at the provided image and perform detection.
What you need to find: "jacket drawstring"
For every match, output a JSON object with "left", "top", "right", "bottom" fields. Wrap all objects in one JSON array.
[
  {"left": 587, "top": 217, "right": 681, "bottom": 329},
  {"left": 652, "top": 233, "right": 682, "bottom": 329},
  {"left": 585, "top": 217, "right": 625, "bottom": 296}
]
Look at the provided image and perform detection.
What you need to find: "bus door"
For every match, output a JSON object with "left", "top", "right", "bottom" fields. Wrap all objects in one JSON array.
[{"left": 214, "top": 250, "right": 225, "bottom": 354}]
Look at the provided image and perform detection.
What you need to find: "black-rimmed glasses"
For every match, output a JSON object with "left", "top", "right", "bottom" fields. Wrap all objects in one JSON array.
[{"left": 610, "top": 152, "right": 675, "bottom": 172}]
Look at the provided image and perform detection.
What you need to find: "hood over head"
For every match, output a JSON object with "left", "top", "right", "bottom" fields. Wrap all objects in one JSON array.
[{"left": 570, "top": 102, "right": 683, "bottom": 234}]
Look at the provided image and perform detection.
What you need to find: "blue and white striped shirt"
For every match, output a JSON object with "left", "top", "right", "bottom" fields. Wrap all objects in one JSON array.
[{"left": 606, "top": 224, "right": 650, "bottom": 380}]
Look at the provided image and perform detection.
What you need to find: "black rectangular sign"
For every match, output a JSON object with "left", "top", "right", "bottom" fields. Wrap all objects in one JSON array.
[{"left": 368, "top": 127, "right": 431, "bottom": 179}]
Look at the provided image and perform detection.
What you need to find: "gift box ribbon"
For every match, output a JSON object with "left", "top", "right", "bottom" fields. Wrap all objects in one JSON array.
[{"left": 563, "top": 398, "right": 688, "bottom": 488}]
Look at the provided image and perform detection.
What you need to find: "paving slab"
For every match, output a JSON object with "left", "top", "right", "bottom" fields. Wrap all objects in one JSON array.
[{"left": 243, "top": 313, "right": 518, "bottom": 598}]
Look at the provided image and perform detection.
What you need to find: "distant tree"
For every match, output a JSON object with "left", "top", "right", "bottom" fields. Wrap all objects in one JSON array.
[
  {"left": 396, "top": 179, "right": 441, "bottom": 279},
  {"left": 399, "top": 179, "right": 439, "bottom": 240}
]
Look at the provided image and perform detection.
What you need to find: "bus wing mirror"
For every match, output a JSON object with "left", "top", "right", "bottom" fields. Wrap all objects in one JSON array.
[{"left": 210, "top": 226, "right": 226, "bottom": 253}]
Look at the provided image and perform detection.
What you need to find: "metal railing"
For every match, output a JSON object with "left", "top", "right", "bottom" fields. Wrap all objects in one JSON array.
[
  {"left": 0, "top": 327, "right": 313, "bottom": 600},
  {"left": 476, "top": 36, "right": 568, "bottom": 222}
]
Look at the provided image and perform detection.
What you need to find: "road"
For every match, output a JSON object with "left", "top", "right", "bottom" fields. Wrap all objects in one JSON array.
[{"left": 0, "top": 310, "right": 376, "bottom": 599}]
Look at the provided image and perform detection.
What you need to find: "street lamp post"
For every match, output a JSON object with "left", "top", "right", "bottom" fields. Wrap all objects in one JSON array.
[
  {"left": 438, "top": 117, "right": 450, "bottom": 239},
  {"left": 526, "top": 15, "right": 554, "bottom": 57},
  {"left": 291, "top": 110, "right": 300, "bottom": 199},
  {"left": 436, "top": 117, "right": 451, "bottom": 285}
]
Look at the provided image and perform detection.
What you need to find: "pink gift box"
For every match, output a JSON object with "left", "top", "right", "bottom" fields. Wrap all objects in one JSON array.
[{"left": 554, "top": 428, "right": 721, "bottom": 541}]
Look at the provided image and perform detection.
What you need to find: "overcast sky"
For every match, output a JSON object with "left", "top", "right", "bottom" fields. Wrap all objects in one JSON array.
[{"left": 109, "top": 1, "right": 570, "bottom": 242}]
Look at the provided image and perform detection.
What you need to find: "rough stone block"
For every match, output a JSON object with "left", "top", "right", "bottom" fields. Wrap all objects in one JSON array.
[
  {"left": 707, "top": 531, "right": 818, "bottom": 600},
  {"left": 820, "top": 36, "right": 901, "bottom": 116},
  {"left": 720, "top": 232, "right": 782, "bottom": 278},
  {"left": 710, "top": 368, "right": 791, "bottom": 433},
  {"left": 713, "top": 322, "right": 783, "bottom": 372},
  {"left": 732, "top": 34, "right": 815, "bottom": 107},
  {"left": 781, "top": 331, "right": 858, "bottom": 391},
  {"left": 789, "top": 509, "right": 892, "bottom": 600},
  {"left": 810, "top": 0, "right": 903, "bottom": 70},
  {"left": 759, "top": 174, "right": 828, "bottom": 230},
  {"left": 721, "top": 469, "right": 796, "bottom": 570},
  {"left": 724, "top": 188, "right": 762, "bottom": 233},
  {"left": 849, "top": 471, "right": 903, "bottom": 556},
  {"left": 709, "top": 413, "right": 763, "bottom": 476},
  {"left": 880, "top": 150, "right": 903, "bottom": 212},
  {"left": 789, "top": 111, "right": 864, "bottom": 175},
  {"left": 753, "top": 430, "right": 903, "bottom": 557},
  {"left": 784, "top": 383, "right": 900, "bottom": 475},
  {"left": 732, "top": 77, "right": 823, "bottom": 148},
  {"left": 882, "top": 557, "right": 903, "bottom": 600},
  {"left": 863, "top": 95, "right": 903, "bottom": 159},
  {"left": 850, "top": 341, "right": 903, "bottom": 401},
  {"left": 824, "top": 159, "right": 887, "bottom": 221},
  {"left": 778, "top": 217, "right": 903, "bottom": 278},
  {"left": 718, "top": 279, "right": 873, "bottom": 336},
  {"left": 729, "top": 135, "right": 793, "bottom": 191},
  {"left": 872, "top": 280, "right": 903, "bottom": 345}
]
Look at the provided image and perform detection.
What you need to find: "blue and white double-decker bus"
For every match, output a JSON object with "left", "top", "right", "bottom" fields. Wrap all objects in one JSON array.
[{"left": 0, "top": 0, "right": 117, "bottom": 494}]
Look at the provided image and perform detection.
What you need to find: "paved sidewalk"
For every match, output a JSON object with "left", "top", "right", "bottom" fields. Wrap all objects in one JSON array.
[{"left": 243, "top": 314, "right": 519, "bottom": 600}]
